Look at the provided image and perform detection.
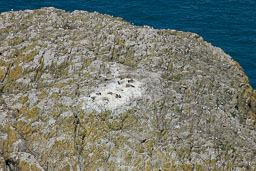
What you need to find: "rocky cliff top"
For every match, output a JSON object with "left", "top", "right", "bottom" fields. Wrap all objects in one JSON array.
[{"left": 0, "top": 7, "right": 256, "bottom": 170}]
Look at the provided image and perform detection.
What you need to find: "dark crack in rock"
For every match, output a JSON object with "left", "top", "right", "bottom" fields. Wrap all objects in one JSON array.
[{"left": 0, "top": 7, "right": 256, "bottom": 170}]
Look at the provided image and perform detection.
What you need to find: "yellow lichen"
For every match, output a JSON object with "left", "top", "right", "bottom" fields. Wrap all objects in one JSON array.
[
  {"left": 17, "top": 104, "right": 28, "bottom": 118},
  {"left": 25, "top": 107, "right": 39, "bottom": 121},
  {"left": 30, "top": 163, "right": 42, "bottom": 171},
  {"left": 22, "top": 50, "right": 38, "bottom": 63},
  {"left": 0, "top": 58, "right": 5, "bottom": 66},
  {"left": 167, "top": 63, "right": 173, "bottom": 71},
  {"left": 3, "top": 81, "right": 23, "bottom": 94},
  {"left": 18, "top": 161, "right": 30, "bottom": 170},
  {"left": 34, "top": 9, "right": 46, "bottom": 15},
  {"left": 38, "top": 91, "right": 48, "bottom": 100},
  {"left": 111, "top": 120, "right": 122, "bottom": 130},
  {"left": 119, "top": 39, "right": 125, "bottom": 47},
  {"left": 47, "top": 126, "right": 58, "bottom": 139},
  {"left": 17, "top": 95, "right": 29, "bottom": 104},
  {"left": 249, "top": 111, "right": 256, "bottom": 121},
  {"left": 51, "top": 92, "right": 59, "bottom": 100},
  {"left": 175, "top": 31, "right": 186, "bottom": 38},
  {"left": 0, "top": 69, "right": 5, "bottom": 81},
  {"left": 3, "top": 125, "right": 19, "bottom": 153},
  {"left": 145, "top": 140, "right": 153, "bottom": 155},
  {"left": 22, "top": 43, "right": 37, "bottom": 53},
  {"left": 62, "top": 164, "right": 71, "bottom": 171},
  {"left": 50, "top": 61, "right": 55, "bottom": 72},
  {"left": 7, "top": 37, "right": 24, "bottom": 46},
  {"left": 55, "top": 79, "right": 72, "bottom": 89},
  {"left": 232, "top": 59, "right": 243, "bottom": 71},
  {"left": 8, "top": 64, "right": 22, "bottom": 82},
  {"left": 14, "top": 120, "right": 32, "bottom": 139}
]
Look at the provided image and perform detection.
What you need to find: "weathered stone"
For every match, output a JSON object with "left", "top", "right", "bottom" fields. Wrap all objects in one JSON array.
[{"left": 0, "top": 7, "right": 256, "bottom": 170}]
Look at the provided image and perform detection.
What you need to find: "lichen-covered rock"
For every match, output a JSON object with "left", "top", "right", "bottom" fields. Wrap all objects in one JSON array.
[{"left": 0, "top": 7, "right": 256, "bottom": 170}]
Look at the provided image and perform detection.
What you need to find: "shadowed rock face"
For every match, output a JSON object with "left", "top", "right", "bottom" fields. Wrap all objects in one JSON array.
[{"left": 0, "top": 7, "right": 256, "bottom": 170}]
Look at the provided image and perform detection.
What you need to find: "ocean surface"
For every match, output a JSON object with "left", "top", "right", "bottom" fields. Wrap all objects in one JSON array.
[{"left": 0, "top": 0, "right": 255, "bottom": 88}]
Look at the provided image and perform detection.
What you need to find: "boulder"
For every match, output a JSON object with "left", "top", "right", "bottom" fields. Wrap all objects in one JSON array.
[{"left": 0, "top": 7, "right": 256, "bottom": 170}]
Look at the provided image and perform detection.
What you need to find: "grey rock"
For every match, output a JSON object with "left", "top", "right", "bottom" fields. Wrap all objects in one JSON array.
[{"left": 0, "top": 7, "right": 256, "bottom": 170}]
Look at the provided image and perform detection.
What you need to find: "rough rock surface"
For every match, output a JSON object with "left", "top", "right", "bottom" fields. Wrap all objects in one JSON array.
[{"left": 0, "top": 7, "right": 256, "bottom": 170}]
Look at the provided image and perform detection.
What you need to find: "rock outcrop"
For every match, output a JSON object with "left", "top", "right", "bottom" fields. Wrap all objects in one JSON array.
[{"left": 0, "top": 7, "right": 256, "bottom": 170}]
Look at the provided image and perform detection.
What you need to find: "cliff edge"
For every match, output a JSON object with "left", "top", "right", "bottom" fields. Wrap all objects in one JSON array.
[{"left": 0, "top": 7, "right": 256, "bottom": 170}]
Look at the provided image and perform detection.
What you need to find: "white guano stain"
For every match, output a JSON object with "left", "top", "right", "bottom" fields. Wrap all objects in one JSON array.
[{"left": 80, "top": 78, "right": 143, "bottom": 113}]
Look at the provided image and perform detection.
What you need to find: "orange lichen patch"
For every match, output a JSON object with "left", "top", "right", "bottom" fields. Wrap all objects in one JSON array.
[
  {"left": 232, "top": 59, "right": 244, "bottom": 71},
  {"left": 232, "top": 59, "right": 251, "bottom": 85},
  {"left": 243, "top": 75, "right": 250, "bottom": 84},
  {"left": 21, "top": 125, "right": 32, "bottom": 139},
  {"left": 13, "top": 120, "right": 32, "bottom": 139},
  {"left": 24, "top": 107, "right": 40, "bottom": 121}
]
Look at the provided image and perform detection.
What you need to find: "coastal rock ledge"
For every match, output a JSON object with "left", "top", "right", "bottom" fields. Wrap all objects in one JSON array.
[{"left": 1, "top": 7, "right": 256, "bottom": 170}]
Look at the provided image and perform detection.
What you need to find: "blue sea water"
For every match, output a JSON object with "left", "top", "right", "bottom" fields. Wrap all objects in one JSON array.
[{"left": 1, "top": 0, "right": 255, "bottom": 88}]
